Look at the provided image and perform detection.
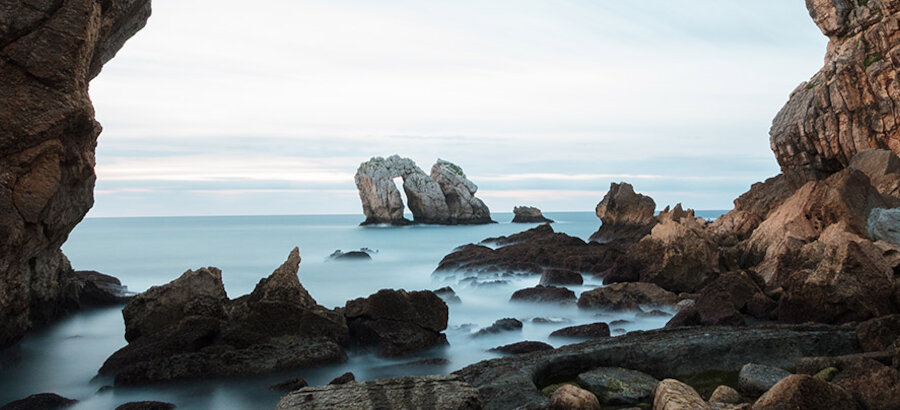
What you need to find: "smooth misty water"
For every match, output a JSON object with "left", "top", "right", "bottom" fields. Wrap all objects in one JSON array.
[{"left": 0, "top": 211, "right": 725, "bottom": 409}]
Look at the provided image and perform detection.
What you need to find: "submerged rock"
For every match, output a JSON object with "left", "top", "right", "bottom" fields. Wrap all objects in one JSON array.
[
  {"left": 271, "top": 377, "right": 309, "bottom": 392},
  {"left": 0, "top": 393, "right": 76, "bottom": 410},
  {"left": 328, "top": 249, "right": 373, "bottom": 261},
  {"left": 114, "top": 402, "right": 176, "bottom": 410},
  {"left": 275, "top": 375, "right": 481, "bottom": 410},
  {"left": 549, "top": 322, "right": 610, "bottom": 339},
  {"left": 512, "top": 206, "right": 553, "bottom": 223},
  {"left": 473, "top": 318, "right": 523, "bottom": 337},
  {"left": 589, "top": 182, "right": 657, "bottom": 244},
  {"left": 490, "top": 341, "right": 554, "bottom": 355},
  {"left": 539, "top": 269, "right": 583, "bottom": 286},
  {"left": 100, "top": 248, "right": 350, "bottom": 385},
  {"left": 344, "top": 289, "right": 448, "bottom": 356},
  {"left": 434, "top": 286, "right": 462, "bottom": 304}
]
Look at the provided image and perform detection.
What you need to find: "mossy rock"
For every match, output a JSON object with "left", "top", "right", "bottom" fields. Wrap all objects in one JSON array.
[
  {"left": 540, "top": 381, "right": 577, "bottom": 397},
  {"left": 576, "top": 367, "right": 659, "bottom": 405},
  {"left": 814, "top": 367, "right": 839, "bottom": 382}
]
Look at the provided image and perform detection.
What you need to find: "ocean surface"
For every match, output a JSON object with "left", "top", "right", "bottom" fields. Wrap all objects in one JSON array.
[{"left": 0, "top": 211, "right": 726, "bottom": 409}]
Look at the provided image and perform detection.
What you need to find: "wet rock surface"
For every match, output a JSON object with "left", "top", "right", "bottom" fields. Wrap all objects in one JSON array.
[
  {"left": 0, "top": 0, "right": 151, "bottom": 350},
  {"left": 327, "top": 249, "right": 373, "bottom": 261},
  {"left": 275, "top": 375, "right": 482, "bottom": 410}
]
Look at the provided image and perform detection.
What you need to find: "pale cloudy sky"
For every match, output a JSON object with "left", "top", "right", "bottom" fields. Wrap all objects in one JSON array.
[{"left": 88, "top": 0, "right": 827, "bottom": 217}]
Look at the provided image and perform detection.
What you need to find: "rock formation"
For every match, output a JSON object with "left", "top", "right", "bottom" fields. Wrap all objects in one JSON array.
[
  {"left": 770, "top": 1, "right": 900, "bottom": 187},
  {"left": 354, "top": 156, "right": 492, "bottom": 225},
  {"left": 589, "top": 182, "right": 657, "bottom": 243},
  {"left": 344, "top": 288, "right": 449, "bottom": 356},
  {"left": 0, "top": 0, "right": 151, "bottom": 350},
  {"left": 511, "top": 206, "right": 553, "bottom": 223}
]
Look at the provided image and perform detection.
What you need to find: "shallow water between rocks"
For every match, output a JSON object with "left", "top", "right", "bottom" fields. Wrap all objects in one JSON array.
[{"left": 0, "top": 211, "right": 724, "bottom": 409}]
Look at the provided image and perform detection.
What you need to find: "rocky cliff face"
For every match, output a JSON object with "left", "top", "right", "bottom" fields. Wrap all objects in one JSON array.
[
  {"left": 0, "top": 0, "right": 151, "bottom": 349},
  {"left": 771, "top": 0, "right": 900, "bottom": 187}
]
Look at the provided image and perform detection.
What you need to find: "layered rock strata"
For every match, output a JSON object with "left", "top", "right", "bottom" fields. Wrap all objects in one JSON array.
[{"left": 0, "top": 0, "right": 151, "bottom": 350}]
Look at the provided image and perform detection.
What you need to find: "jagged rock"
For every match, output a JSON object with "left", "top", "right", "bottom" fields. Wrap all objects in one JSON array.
[
  {"left": 832, "top": 358, "right": 900, "bottom": 410},
  {"left": 589, "top": 183, "right": 657, "bottom": 244},
  {"left": 576, "top": 367, "right": 658, "bottom": 405},
  {"left": 454, "top": 324, "right": 858, "bottom": 409},
  {"left": 540, "top": 269, "right": 583, "bottom": 286},
  {"left": 653, "top": 379, "right": 708, "bottom": 410},
  {"left": 490, "top": 341, "right": 554, "bottom": 355},
  {"left": 473, "top": 318, "right": 523, "bottom": 337},
  {"left": 0, "top": 0, "right": 150, "bottom": 350},
  {"left": 275, "top": 375, "right": 482, "bottom": 410},
  {"left": 738, "top": 363, "right": 791, "bottom": 397},
  {"left": 577, "top": 282, "right": 677, "bottom": 311},
  {"left": 770, "top": 1, "right": 900, "bottom": 188},
  {"left": 868, "top": 208, "right": 900, "bottom": 246},
  {"left": 752, "top": 375, "right": 858, "bottom": 410},
  {"left": 430, "top": 159, "right": 493, "bottom": 224},
  {"left": 99, "top": 248, "right": 349, "bottom": 385},
  {"left": 549, "top": 322, "right": 610, "bottom": 339},
  {"left": 114, "top": 402, "right": 175, "bottom": 410},
  {"left": 435, "top": 224, "right": 618, "bottom": 278},
  {"left": 710, "top": 175, "right": 792, "bottom": 245},
  {"left": 512, "top": 206, "right": 553, "bottom": 223},
  {"left": 354, "top": 155, "right": 447, "bottom": 225},
  {"left": 510, "top": 285, "right": 575, "bottom": 304},
  {"left": 0, "top": 393, "right": 76, "bottom": 410},
  {"left": 667, "top": 271, "right": 775, "bottom": 328},
  {"left": 64, "top": 270, "right": 132, "bottom": 307},
  {"left": 329, "top": 372, "right": 356, "bottom": 385},
  {"left": 857, "top": 314, "right": 900, "bottom": 352},
  {"left": 709, "top": 385, "right": 741, "bottom": 404},
  {"left": 344, "top": 289, "right": 448, "bottom": 357},
  {"left": 549, "top": 385, "right": 600, "bottom": 410}
]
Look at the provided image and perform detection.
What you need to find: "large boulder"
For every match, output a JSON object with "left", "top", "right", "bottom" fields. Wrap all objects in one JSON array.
[
  {"left": 589, "top": 183, "right": 657, "bottom": 244},
  {"left": 752, "top": 375, "right": 858, "bottom": 410},
  {"left": 430, "top": 159, "right": 493, "bottom": 224},
  {"left": 576, "top": 367, "right": 658, "bottom": 406},
  {"left": 769, "top": 1, "right": 900, "bottom": 188},
  {"left": 99, "top": 248, "right": 350, "bottom": 384},
  {"left": 652, "top": 379, "right": 708, "bottom": 410},
  {"left": 549, "top": 385, "right": 600, "bottom": 410},
  {"left": 577, "top": 282, "right": 677, "bottom": 311},
  {"left": 344, "top": 288, "right": 448, "bottom": 356},
  {"left": 275, "top": 375, "right": 482, "bottom": 410},
  {"left": 0, "top": 0, "right": 150, "bottom": 350}
]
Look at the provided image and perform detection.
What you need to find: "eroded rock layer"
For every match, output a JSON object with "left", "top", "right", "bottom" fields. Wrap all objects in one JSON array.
[{"left": 0, "top": 0, "right": 151, "bottom": 349}]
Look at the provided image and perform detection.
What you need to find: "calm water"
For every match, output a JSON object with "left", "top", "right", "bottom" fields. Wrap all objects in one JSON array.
[{"left": 0, "top": 211, "right": 725, "bottom": 409}]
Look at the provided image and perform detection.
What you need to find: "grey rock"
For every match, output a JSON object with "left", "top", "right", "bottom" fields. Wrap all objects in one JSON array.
[
  {"left": 490, "top": 341, "right": 554, "bottom": 355},
  {"left": 868, "top": 208, "right": 900, "bottom": 246},
  {"left": 738, "top": 363, "right": 791, "bottom": 397},
  {"left": 431, "top": 159, "right": 493, "bottom": 224},
  {"left": 114, "top": 402, "right": 175, "bottom": 410},
  {"left": 355, "top": 155, "right": 445, "bottom": 225},
  {"left": 576, "top": 367, "right": 659, "bottom": 405},
  {"left": 275, "top": 375, "right": 482, "bottom": 410},
  {"left": 329, "top": 372, "right": 355, "bottom": 385}
]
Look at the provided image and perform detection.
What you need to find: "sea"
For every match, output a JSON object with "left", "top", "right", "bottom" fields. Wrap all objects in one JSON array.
[{"left": 0, "top": 211, "right": 726, "bottom": 409}]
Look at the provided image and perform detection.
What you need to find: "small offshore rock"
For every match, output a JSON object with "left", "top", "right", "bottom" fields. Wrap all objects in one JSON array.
[
  {"left": 549, "top": 384, "right": 601, "bottom": 410},
  {"left": 752, "top": 375, "right": 858, "bottom": 410},
  {"left": 0, "top": 393, "right": 76, "bottom": 410},
  {"left": 329, "top": 372, "right": 356, "bottom": 385},
  {"left": 738, "top": 363, "right": 791, "bottom": 397},
  {"left": 434, "top": 286, "right": 462, "bottom": 304},
  {"left": 328, "top": 250, "right": 372, "bottom": 261},
  {"left": 114, "top": 402, "right": 176, "bottom": 410},
  {"left": 708, "top": 385, "right": 741, "bottom": 404},
  {"left": 576, "top": 367, "right": 658, "bottom": 405},
  {"left": 271, "top": 377, "right": 309, "bottom": 392},
  {"left": 512, "top": 206, "right": 553, "bottom": 223},
  {"left": 489, "top": 341, "right": 554, "bottom": 355},
  {"left": 549, "top": 322, "right": 610, "bottom": 339},
  {"left": 510, "top": 285, "right": 576, "bottom": 303},
  {"left": 473, "top": 318, "right": 523, "bottom": 337},
  {"left": 653, "top": 379, "right": 709, "bottom": 410}
]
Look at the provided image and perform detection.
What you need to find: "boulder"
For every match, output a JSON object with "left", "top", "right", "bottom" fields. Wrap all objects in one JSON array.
[
  {"left": 868, "top": 208, "right": 900, "bottom": 246},
  {"left": 752, "top": 375, "right": 858, "bottom": 410},
  {"left": 329, "top": 372, "right": 356, "bottom": 385},
  {"left": 549, "top": 385, "right": 600, "bottom": 410},
  {"left": 275, "top": 375, "right": 482, "bottom": 410},
  {"left": 430, "top": 159, "right": 493, "bottom": 224},
  {"left": 857, "top": 314, "right": 900, "bottom": 352},
  {"left": 99, "top": 248, "right": 350, "bottom": 385},
  {"left": 510, "top": 285, "right": 575, "bottom": 304},
  {"left": 114, "top": 402, "right": 176, "bottom": 410},
  {"left": 708, "top": 385, "right": 741, "bottom": 404},
  {"left": 737, "top": 363, "right": 791, "bottom": 397},
  {"left": 540, "top": 269, "right": 583, "bottom": 286},
  {"left": 666, "top": 271, "right": 775, "bottom": 328},
  {"left": 652, "top": 379, "right": 708, "bottom": 410},
  {"left": 490, "top": 341, "right": 554, "bottom": 355},
  {"left": 769, "top": 0, "right": 900, "bottom": 188},
  {"left": 0, "top": 393, "right": 76, "bottom": 410},
  {"left": 512, "top": 206, "right": 553, "bottom": 223},
  {"left": 549, "top": 322, "right": 610, "bottom": 339},
  {"left": 0, "top": 0, "right": 150, "bottom": 350},
  {"left": 344, "top": 289, "right": 448, "bottom": 356},
  {"left": 710, "top": 175, "right": 792, "bottom": 245},
  {"left": 577, "top": 282, "right": 677, "bottom": 311},
  {"left": 832, "top": 358, "right": 900, "bottom": 410},
  {"left": 576, "top": 367, "right": 658, "bottom": 405},
  {"left": 589, "top": 183, "right": 657, "bottom": 244},
  {"left": 473, "top": 318, "right": 523, "bottom": 337}
]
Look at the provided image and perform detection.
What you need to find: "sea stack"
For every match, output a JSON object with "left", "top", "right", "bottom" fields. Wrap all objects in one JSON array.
[
  {"left": 512, "top": 206, "right": 553, "bottom": 223},
  {"left": 354, "top": 156, "right": 493, "bottom": 225}
]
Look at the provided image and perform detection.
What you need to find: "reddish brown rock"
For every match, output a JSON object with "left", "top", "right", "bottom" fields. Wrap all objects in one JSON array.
[
  {"left": 667, "top": 271, "right": 775, "bottom": 328},
  {"left": 549, "top": 384, "right": 601, "bottom": 410},
  {"left": 0, "top": 0, "right": 151, "bottom": 349},
  {"left": 832, "top": 358, "right": 900, "bottom": 410},
  {"left": 589, "top": 182, "right": 657, "bottom": 244},
  {"left": 857, "top": 314, "right": 900, "bottom": 352},
  {"left": 752, "top": 375, "right": 858, "bottom": 410},
  {"left": 652, "top": 379, "right": 708, "bottom": 410},
  {"left": 710, "top": 175, "right": 792, "bottom": 245}
]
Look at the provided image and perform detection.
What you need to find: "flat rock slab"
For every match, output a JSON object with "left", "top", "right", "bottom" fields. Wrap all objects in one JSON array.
[
  {"left": 275, "top": 375, "right": 481, "bottom": 409},
  {"left": 453, "top": 324, "right": 859, "bottom": 410},
  {"left": 576, "top": 367, "right": 658, "bottom": 405}
]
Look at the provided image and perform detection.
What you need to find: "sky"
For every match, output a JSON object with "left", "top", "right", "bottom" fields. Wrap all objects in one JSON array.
[{"left": 88, "top": 0, "right": 828, "bottom": 217}]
